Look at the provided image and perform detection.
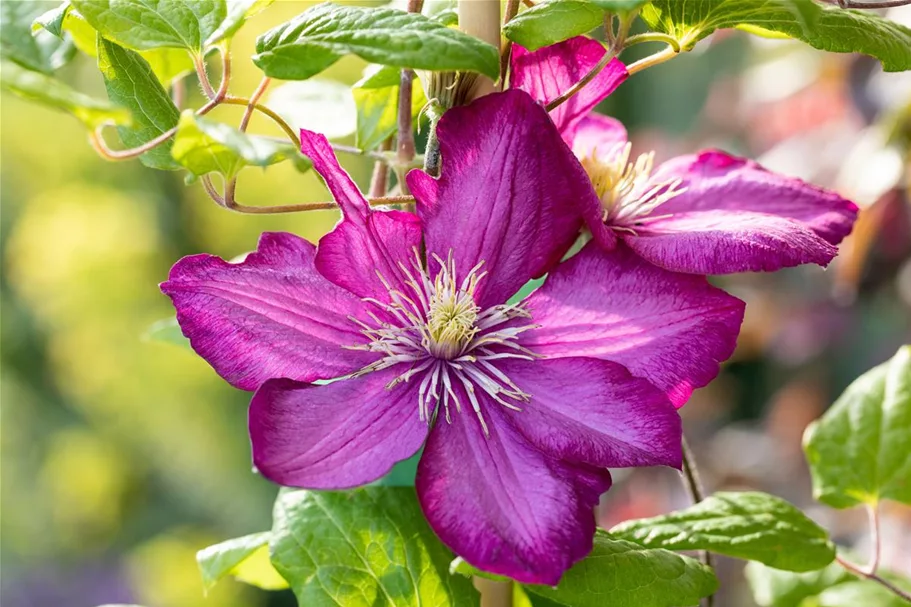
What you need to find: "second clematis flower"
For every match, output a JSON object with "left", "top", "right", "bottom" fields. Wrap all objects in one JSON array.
[
  {"left": 161, "top": 90, "right": 744, "bottom": 584},
  {"left": 511, "top": 37, "right": 859, "bottom": 274}
]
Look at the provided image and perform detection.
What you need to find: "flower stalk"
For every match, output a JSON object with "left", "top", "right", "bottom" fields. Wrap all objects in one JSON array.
[{"left": 680, "top": 436, "right": 715, "bottom": 607}]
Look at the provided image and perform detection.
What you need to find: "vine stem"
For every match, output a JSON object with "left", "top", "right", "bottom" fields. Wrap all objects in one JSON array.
[
  {"left": 239, "top": 77, "right": 272, "bottom": 133},
  {"left": 91, "top": 48, "right": 231, "bottom": 160},
  {"left": 624, "top": 32, "right": 681, "bottom": 52},
  {"left": 680, "top": 436, "right": 716, "bottom": 607},
  {"left": 866, "top": 502, "right": 882, "bottom": 575},
  {"left": 544, "top": 13, "right": 633, "bottom": 112},
  {"left": 836, "top": 555, "right": 911, "bottom": 602},
  {"left": 627, "top": 45, "right": 679, "bottom": 75},
  {"left": 202, "top": 176, "right": 413, "bottom": 213},
  {"left": 499, "top": 0, "right": 521, "bottom": 85},
  {"left": 194, "top": 52, "right": 217, "bottom": 101}
]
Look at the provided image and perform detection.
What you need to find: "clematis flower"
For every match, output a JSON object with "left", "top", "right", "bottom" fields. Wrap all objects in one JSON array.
[
  {"left": 161, "top": 90, "right": 744, "bottom": 583},
  {"left": 511, "top": 37, "right": 858, "bottom": 274}
]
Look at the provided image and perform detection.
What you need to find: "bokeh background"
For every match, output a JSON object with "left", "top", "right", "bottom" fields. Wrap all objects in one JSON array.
[{"left": 2, "top": 2, "right": 910, "bottom": 606}]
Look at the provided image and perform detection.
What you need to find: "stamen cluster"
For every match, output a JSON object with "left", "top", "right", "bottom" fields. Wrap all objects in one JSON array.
[
  {"left": 581, "top": 143, "right": 687, "bottom": 232},
  {"left": 348, "top": 251, "right": 537, "bottom": 435}
]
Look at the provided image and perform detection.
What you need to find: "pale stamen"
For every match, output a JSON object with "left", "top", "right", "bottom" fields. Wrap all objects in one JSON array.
[
  {"left": 345, "top": 248, "right": 535, "bottom": 436},
  {"left": 581, "top": 142, "right": 688, "bottom": 233}
]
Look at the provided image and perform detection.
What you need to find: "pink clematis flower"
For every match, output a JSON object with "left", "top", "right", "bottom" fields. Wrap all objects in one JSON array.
[
  {"left": 161, "top": 90, "right": 744, "bottom": 583},
  {"left": 511, "top": 37, "right": 859, "bottom": 274}
]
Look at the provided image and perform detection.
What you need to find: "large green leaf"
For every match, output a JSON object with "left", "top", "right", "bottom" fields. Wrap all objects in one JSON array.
[
  {"left": 197, "top": 531, "right": 289, "bottom": 591},
  {"left": 0, "top": 58, "right": 130, "bottom": 128},
  {"left": 641, "top": 0, "right": 911, "bottom": 72},
  {"left": 503, "top": 0, "right": 605, "bottom": 52},
  {"left": 814, "top": 578, "right": 911, "bottom": 607},
  {"left": 2, "top": 1, "right": 74, "bottom": 73},
  {"left": 804, "top": 346, "right": 911, "bottom": 509},
  {"left": 71, "top": 0, "right": 226, "bottom": 52},
  {"left": 745, "top": 560, "right": 854, "bottom": 607},
  {"left": 36, "top": 5, "right": 193, "bottom": 85},
  {"left": 253, "top": 3, "right": 499, "bottom": 81},
  {"left": 97, "top": 35, "right": 181, "bottom": 170},
  {"left": 171, "top": 111, "right": 311, "bottom": 179},
  {"left": 524, "top": 532, "right": 718, "bottom": 607},
  {"left": 352, "top": 64, "right": 427, "bottom": 151},
  {"left": 610, "top": 492, "right": 836, "bottom": 572},
  {"left": 269, "top": 488, "right": 479, "bottom": 606}
]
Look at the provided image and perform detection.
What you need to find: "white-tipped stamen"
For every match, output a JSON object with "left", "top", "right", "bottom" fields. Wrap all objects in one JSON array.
[{"left": 347, "top": 248, "right": 536, "bottom": 436}]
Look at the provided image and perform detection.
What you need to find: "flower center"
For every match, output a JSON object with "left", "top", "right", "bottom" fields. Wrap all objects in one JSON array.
[
  {"left": 347, "top": 250, "right": 536, "bottom": 435},
  {"left": 581, "top": 142, "right": 686, "bottom": 232}
]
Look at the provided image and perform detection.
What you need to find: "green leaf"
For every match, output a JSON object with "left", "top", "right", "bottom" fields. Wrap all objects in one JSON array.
[
  {"left": 267, "top": 79, "right": 357, "bottom": 140},
  {"left": 33, "top": 3, "right": 70, "bottom": 38},
  {"left": 352, "top": 64, "right": 427, "bottom": 151},
  {"left": 0, "top": 58, "right": 130, "bottom": 128},
  {"left": 503, "top": 0, "right": 605, "bottom": 52},
  {"left": 141, "top": 47, "right": 194, "bottom": 85},
  {"left": 2, "top": 0, "right": 75, "bottom": 73},
  {"left": 171, "top": 111, "right": 311, "bottom": 179},
  {"left": 372, "top": 450, "right": 422, "bottom": 487},
  {"left": 589, "top": 0, "right": 651, "bottom": 14},
  {"left": 524, "top": 531, "right": 718, "bottom": 607},
  {"left": 39, "top": 7, "right": 193, "bottom": 85},
  {"left": 197, "top": 532, "right": 289, "bottom": 591},
  {"left": 71, "top": 0, "right": 227, "bottom": 52},
  {"left": 815, "top": 578, "right": 911, "bottom": 607},
  {"left": 143, "top": 317, "right": 191, "bottom": 349},
  {"left": 804, "top": 346, "right": 911, "bottom": 508},
  {"left": 641, "top": 0, "right": 911, "bottom": 72},
  {"left": 253, "top": 3, "right": 499, "bottom": 81},
  {"left": 610, "top": 492, "right": 836, "bottom": 572},
  {"left": 97, "top": 35, "right": 181, "bottom": 170},
  {"left": 269, "top": 487, "right": 479, "bottom": 606},
  {"left": 745, "top": 560, "right": 854, "bottom": 607},
  {"left": 205, "top": 0, "right": 274, "bottom": 47}
]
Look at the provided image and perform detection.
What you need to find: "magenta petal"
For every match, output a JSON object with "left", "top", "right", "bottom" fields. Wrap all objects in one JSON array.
[
  {"left": 416, "top": 399, "right": 611, "bottom": 585},
  {"left": 250, "top": 368, "right": 428, "bottom": 489},
  {"left": 300, "top": 129, "right": 423, "bottom": 300},
  {"left": 316, "top": 208, "right": 423, "bottom": 301},
  {"left": 640, "top": 150, "right": 858, "bottom": 269},
  {"left": 161, "top": 232, "right": 375, "bottom": 391},
  {"left": 300, "top": 128, "right": 370, "bottom": 220},
  {"left": 624, "top": 210, "right": 839, "bottom": 274},
  {"left": 500, "top": 358, "right": 682, "bottom": 469},
  {"left": 510, "top": 37, "right": 628, "bottom": 142},
  {"left": 522, "top": 243, "right": 744, "bottom": 407},
  {"left": 407, "top": 90, "right": 598, "bottom": 308},
  {"left": 571, "top": 112, "right": 628, "bottom": 160}
]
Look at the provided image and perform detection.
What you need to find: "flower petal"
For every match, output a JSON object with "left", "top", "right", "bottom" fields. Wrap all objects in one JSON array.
[
  {"left": 510, "top": 37, "right": 628, "bottom": 141},
  {"left": 407, "top": 90, "right": 598, "bottom": 308},
  {"left": 648, "top": 150, "right": 858, "bottom": 246},
  {"left": 316, "top": 208, "right": 424, "bottom": 301},
  {"left": 300, "top": 129, "right": 423, "bottom": 301},
  {"left": 250, "top": 367, "right": 428, "bottom": 489},
  {"left": 521, "top": 243, "right": 744, "bottom": 407},
  {"left": 570, "top": 112, "right": 628, "bottom": 160},
  {"left": 161, "top": 232, "right": 375, "bottom": 391},
  {"left": 416, "top": 396, "right": 611, "bottom": 585},
  {"left": 499, "top": 357, "right": 682, "bottom": 469},
  {"left": 624, "top": 210, "right": 840, "bottom": 274}
]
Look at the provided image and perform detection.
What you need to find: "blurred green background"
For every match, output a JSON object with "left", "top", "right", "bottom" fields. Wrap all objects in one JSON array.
[{"left": 2, "top": 2, "right": 910, "bottom": 606}]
